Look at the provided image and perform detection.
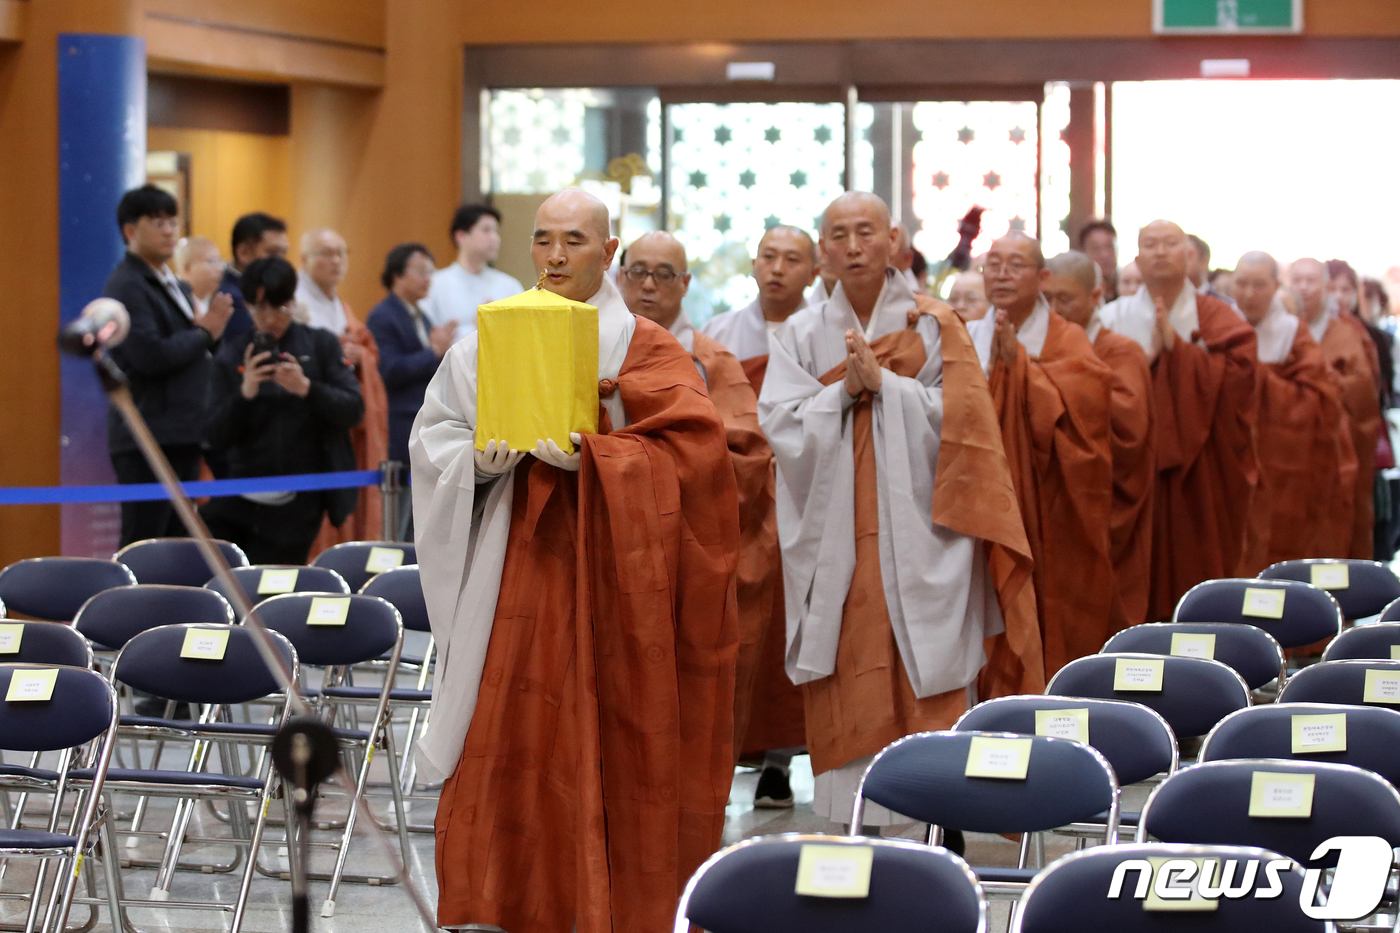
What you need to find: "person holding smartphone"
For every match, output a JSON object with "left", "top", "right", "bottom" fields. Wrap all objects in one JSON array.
[{"left": 200, "top": 256, "right": 364, "bottom": 564}]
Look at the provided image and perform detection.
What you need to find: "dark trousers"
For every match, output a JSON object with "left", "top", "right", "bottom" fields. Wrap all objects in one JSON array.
[
  {"left": 200, "top": 492, "right": 325, "bottom": 566},
  {"left": 111, "top": 444, "right": 203, "bottom": 547}
]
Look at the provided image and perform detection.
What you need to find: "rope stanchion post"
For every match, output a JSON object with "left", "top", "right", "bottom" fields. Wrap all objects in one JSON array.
[
  {"left": 57, "top": 306, "right": 438, "bottom": 933},
  {"left": 380, "top": 461, "right": 404, "bottom": 542}
]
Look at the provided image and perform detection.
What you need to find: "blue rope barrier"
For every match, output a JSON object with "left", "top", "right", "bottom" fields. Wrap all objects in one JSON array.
[{"left": 0, "top": 470, "right": 383, "bottom": 505}]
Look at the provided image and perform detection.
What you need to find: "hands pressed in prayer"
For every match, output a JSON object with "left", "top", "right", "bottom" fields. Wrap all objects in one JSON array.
[
  {"left": 1149, "top": 294, "right": 1175, "bottom": 363},
  {"left": 844, "top": 329, "right": 883, "bottom": 397},
  {"left": 992, "top": 309, "right": 1018, "bottom": 369},
  {"left": 532, "top": 433, "right": 584, "bottom": 472},
  {"left": 474, "top": 439, "right": 524, "bottom": 476}
]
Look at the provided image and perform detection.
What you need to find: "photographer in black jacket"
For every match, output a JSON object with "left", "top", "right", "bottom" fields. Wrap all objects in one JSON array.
[
  {"left": 200, "top": 256, "right": 364, "bottom": 564},
  {"left": 104, "top": 185, "right": 234, "bottom": 546}
]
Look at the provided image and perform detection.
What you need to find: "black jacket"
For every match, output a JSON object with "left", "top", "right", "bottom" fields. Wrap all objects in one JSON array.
[
  {"left": 206, "top": 322, "right": 365, "bottom": 526},
  {"left": 103, "top": 252, "right": 217, "bottom": 455},
  {"left": 365, "top": 293, "right": 441, "bottom": 463}
]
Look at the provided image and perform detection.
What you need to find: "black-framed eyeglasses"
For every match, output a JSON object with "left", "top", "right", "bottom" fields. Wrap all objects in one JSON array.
[{"left": 624, "top": 266, "right": 679, "bottom": 285}]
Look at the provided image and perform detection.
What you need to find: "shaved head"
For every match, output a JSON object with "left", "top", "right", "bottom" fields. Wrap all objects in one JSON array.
[
  {"left": 892, "top": 222, "right": 914, "bottom": 272},
  {"left": 626, "top": 230, "right": 688, "bottom": 272},
  {"left": 821, "top": 192, "right": 890, "bottom": 236},
  {"left": 1289, "top": 257, "right": 1329, "bottom": 321},
  {"left": 1135, "top": 220, "right": 1189, "bottom": 294},
  {"left": 991, "top": 232, "right": 1045, "bottom": 270},
  {"left": 531, "top": 187, "right": 619, "bottom": 302},
  {"left": 1045, "top": 250, "right": 1099, "bottom": 292},
  {"left": 1236, "top": 250, "right": 1280, "bottom": 281},
  {"left": 758, "top": 224, "right": 817, "bottom": 264},
  {"left": 619, "top": 230, "right": 690, "bottom": 329},
  {"left": 1233, "top": 250, "right": 1280, "bottom": 325}
]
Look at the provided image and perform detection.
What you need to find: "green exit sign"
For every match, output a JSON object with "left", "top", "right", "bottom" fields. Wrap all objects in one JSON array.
[{"left": 1155, "top": 0, "right": 1302, "bottom": 33}]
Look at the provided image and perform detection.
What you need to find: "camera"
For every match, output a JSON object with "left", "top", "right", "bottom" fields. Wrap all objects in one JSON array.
[{"left": 251, "top": 331, "right": 281, "bottom": 360}]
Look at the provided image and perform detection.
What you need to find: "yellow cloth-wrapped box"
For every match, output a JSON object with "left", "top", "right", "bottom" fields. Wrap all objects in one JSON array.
[{"left": 475, "top": 287, "right": 599, "bottom": 455}]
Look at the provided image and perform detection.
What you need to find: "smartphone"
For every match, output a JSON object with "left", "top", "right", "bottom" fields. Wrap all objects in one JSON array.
[{"left": 251, "top": 332, "right": 280, "bottom": 360}]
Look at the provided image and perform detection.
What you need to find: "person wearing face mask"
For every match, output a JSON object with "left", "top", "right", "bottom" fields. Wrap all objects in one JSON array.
[{"left": 200, "top": 256, "right": 364, "bottom": 564}]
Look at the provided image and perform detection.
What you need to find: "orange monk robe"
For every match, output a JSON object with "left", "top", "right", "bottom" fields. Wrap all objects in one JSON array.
[
  {"left": 309, "top": 305, "right": 389, "bottom": 554},
  {"left": 761, "top": 273, "right": 1041, "bottom": 821},
  {"left": 1103, "top": 289, "right": 1260, "bottom": 622},
  {"left": 672, "top": 311, "right": 780, "bottom": 750},
  {"left": 700, "top": 299, "right": 807, "bottom": 754},
  {"left": 1090, "top": 314, "right": 1156, "bottom": 630},
  {"left": 1315, "top": 309, "right": 1383, "bottom": 559},
  {"left": 1236, "top": 303, "right": 1349, "bottom": 575},
  {"left": 416, "top": 282, "right": 740, "bottom": 933},
  {"left": 972, "top": 300, "right": 1116, "bottom": 675}
]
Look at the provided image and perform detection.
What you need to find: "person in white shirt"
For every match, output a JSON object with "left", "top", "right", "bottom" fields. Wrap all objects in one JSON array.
[
  {"left": 174, "top": 235, "right": 225, "bottom": 318},
  {"left": 422, "top": 204, "right": 523, "bottom": 340}
]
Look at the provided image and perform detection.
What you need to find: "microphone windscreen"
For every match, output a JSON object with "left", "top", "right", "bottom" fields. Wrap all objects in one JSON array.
[{"left": 59, "top": 298, "right": 130, "bottom": 357}]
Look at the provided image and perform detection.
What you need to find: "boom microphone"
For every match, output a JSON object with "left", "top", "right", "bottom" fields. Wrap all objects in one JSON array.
[{"left": 58, "top": 297, "right": 130, "bottom": 357}]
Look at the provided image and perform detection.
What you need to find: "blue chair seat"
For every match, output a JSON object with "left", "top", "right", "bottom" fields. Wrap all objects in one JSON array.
[
  {"left": 973, "top": 866, "right": 1039, "bottom": 884},
  {"left": 70, "top": 767, "right": 265, "bottom": 791},
  {"left": 319, "top": 685, "right": 432, "bottom": 703},
  {"left": 0, "top": 764, "right": 60, "bottom": 783},
  {"left": 0, "top": 829, "right": 78, "bottom": 851},
  {"left": 1089, "top": 809, "right": 1140, "bottom": 826}
]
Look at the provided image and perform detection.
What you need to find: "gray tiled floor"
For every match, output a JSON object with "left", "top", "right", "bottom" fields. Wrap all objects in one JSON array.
[{"left": 2, "top": 737, "right": 1127, "bottom": 933}]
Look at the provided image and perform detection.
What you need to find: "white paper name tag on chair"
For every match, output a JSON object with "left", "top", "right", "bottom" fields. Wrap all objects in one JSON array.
[
  {"left": 1311, "top": 563, "right": 1350, "bottom": 590},
  {"left": 1248, "top": 771, "right": 1314, "bottom": 818},
  {"left": 795, "top": 844, "right": 873, "bottom": 898},
  {"left": 1114, "top": 658, "right": 1164, "bottom": 692},
  {"left": 0, "top": 623, "right": 23, "bottom": 655},
  {"left": 1035, "top": 708, "right": 1088, "bottom": 743},
  {"left": 1142, "top": 856, "right": 1220, "bottom": 912},
  {"left": 257, "top": 568, "right": 299, "bottom": 595},
  {"left": 307, "top": 597, "right": 351, "bottom": 627},
  {"left": 1242, "top": 587, "right": 1286, "bottom": 619},
  {"left": 1363, "top": 669, "right": 1400, "bottom": 704},
  {"left": 1170, "top": 633, "right": 1216, "bottom": 660},
  {"left": 1291, "top": 713, "right": 1347, "bottom": 753},
  {"left": 180, "top": 628, "right": 229, "bottom": 661},
  {"left": 364, "top": 547, "right": 404, "bottom": 574},
  {"left": 964, "top": 735, "right": 1032, "bottom": 780},
  {"left": 5, "top": 668, "right": 56, "bottom": 702}
]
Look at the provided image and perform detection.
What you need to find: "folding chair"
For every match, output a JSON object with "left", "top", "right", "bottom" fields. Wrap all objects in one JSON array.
[
  {"left": 311, "top": 541, "right": 417, "bottom": 593},
  {"left": 1046, "top": 652, "right": 1251, "bottom": 741},
  {"left": 1278, "top": 658, "right": 1400, "bottom": 708},
  {"left": 852, "top": 730, "right": 1118, "bottom": 904},
  {"left": 954, "top": 695, "right": 1177, "bottom": 839},
  {"left": 0, "top": 619, "right": 93, "bottom": 668},
  {"left": 1137, "top": 758, "right": 1400, "bottom": 865},
  {"left": 252, "top": 591, "right": 409, "bottom": 917},
  {"left": 1174, "top": 577, "right": 1342, "bottom": 651},
  {"left": 1380, "top": 598, "right": 1400, "bottom": 624},
  {"left": 1010, "top": 843, "right": 1326, "bottom": 933},
  {"left": 0, "top": 664, "right": 118, "bottom": 933},
  {"left": 69, "top": 623, "right": 298, "bottom": 933},
  {"left": 1262, "top": 558, "right": 1400, "bottom": 621},
  {"left": 1322, "top": 622, "right": 1400, "bottom": 662},
  {"left": 358, "top": 565, "right": 434, "bottom": 806},
  {"left": 203, "top": 565, "right": 350, "bottom": 616},
  {"left": 1201, "top": 702, "right": 1400, "bottom": 787},
  {"left": 1104, "top": 621, "right": 1286, "bottom": 691},
  {"left": 73, "top": 585, "right": 235, "bottom": 653},
  {"left": 675, "top": 833, "right": 986, "bottom": 933},
  {"left": 114, "top": 538, "right": 249, "bottom": 587},
  {"left": 0, "top": 558, "right": 135, "bottom": 622}
]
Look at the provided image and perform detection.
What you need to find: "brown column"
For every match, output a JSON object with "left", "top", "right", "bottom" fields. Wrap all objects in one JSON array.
[{"left": 0, "top": 0, "right": 139, "bottom": 568}]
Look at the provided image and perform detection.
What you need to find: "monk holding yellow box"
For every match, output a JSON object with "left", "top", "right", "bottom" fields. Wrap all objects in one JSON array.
[{"left": 411, "top": 188, "right": 741, "bottom": 933}]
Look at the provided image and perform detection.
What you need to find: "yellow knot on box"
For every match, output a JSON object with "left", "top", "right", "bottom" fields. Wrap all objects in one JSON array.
[{"left": 475, "top": 287, "right": 600, "bottom": 455}]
